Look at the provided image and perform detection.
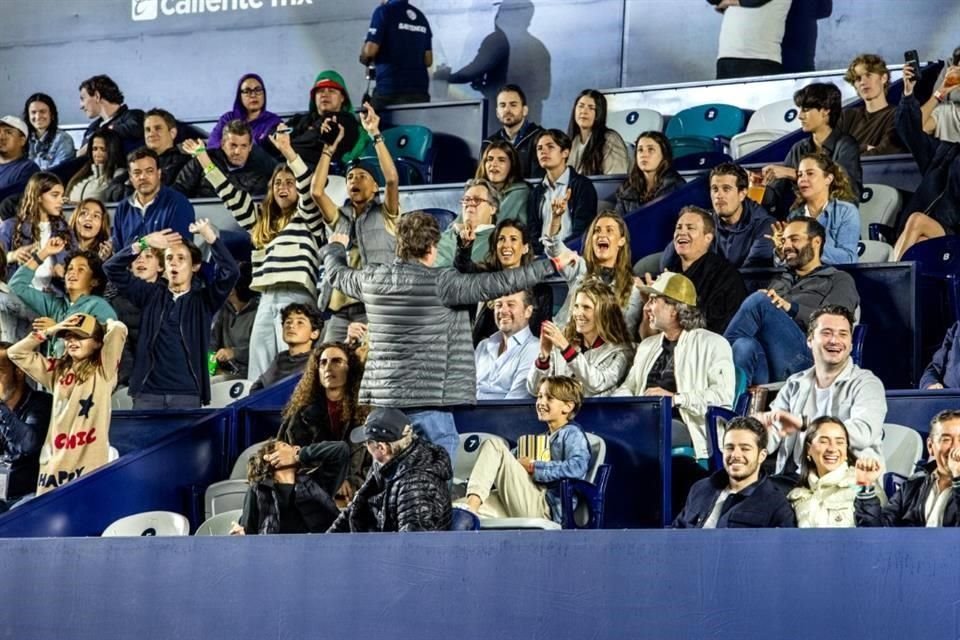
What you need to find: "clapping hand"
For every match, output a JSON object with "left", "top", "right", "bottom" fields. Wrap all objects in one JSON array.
[{"left": 540, "top": 320, "right": 569, "bottom": 353}]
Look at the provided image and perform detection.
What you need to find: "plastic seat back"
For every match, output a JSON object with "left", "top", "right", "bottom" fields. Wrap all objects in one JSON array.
[
  {"left": 208, "top": 379, "right": 252, "bottom": 409},
  {"left": 231, "top": 440, "right": 270, "bottom": 480},
  {"left": 324, "top": 174, "right": 348, "bottom": 207},
  {"left": 204, "top": 479, "right": 248, "bottom": 520},
  {"left": 730, "top": 130, "right": 783, "bottom": 159},
  {"left": 449, "top": 508, "right": 481, "bottom": 531},
  {"left": 858, "top": 240, "right": 892, "bottom": 263},
  {"left": 745, "top": 98, "right": 801, "bottom": 132},
  {"left": 902, "top": 236, "right": 960, "bottom": 278},
  {"left": 665, "top": 103, "right": 748, "bottom": 142},
  {"left": 102, "top": 510, "right": 190, "bottom": 537},
  {"left": 607, "top": 108, "right": 664, "bottom": 145},
  {"left": 453, "top": 432, "right": 511, "bottom": 486},
  {"left": 195, "top": 509, "right": 243, "bottom": 536},
  {"left": 859, "top": 184, "right": 902, "bottom": 238},
  {"left": 583, "top": 432, "right": 607, "bottom": 483},
  {"left": 882, "top": 423, "right": 924, "bottom": 478},
  {"left": 421, "top": 208, "right": 458, "bottom": 233},
  {"left": 111, "top": 386, "right": 133, "bottom": 410}
]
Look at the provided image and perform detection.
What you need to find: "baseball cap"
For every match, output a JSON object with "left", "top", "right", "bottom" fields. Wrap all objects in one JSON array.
[
  {"left": 0, "top": 116, "right": 28, "bottom": 137},
  {"left": 345, "top": 159, "right": 381, "bottom": 184},
  {"left": 349, "top": 407, "right": 410, "bottom": 443},
  {"left": 637, "top": 272, "right": 697, "bottom": 307},
  {"left": 52, "top": 314, "right": 101, "bottom": 340}
]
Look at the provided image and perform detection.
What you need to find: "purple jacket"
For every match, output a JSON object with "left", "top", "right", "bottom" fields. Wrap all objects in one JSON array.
[{"left": 207, "top": 73, "right": 283, "bottom": 149}]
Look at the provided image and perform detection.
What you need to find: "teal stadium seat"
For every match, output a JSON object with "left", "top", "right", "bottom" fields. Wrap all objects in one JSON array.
[
  {"left": 665, "top": 103, "right": 749, "bottom": 158},
  {"left": 360, "top": 125, "right": 435, "bottom": 185}
]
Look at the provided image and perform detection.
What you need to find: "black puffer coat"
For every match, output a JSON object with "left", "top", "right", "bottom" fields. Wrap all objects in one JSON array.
[{"left": 327, "top": 438, "right": 452, "bottom": 533}]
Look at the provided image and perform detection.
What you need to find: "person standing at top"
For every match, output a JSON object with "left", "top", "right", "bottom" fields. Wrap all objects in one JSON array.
[{"left": 360, "top": 0, "right": 433, "bottom": 109}]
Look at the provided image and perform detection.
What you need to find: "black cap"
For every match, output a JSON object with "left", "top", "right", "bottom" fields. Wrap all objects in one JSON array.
[{"left": 349, "top": 407, "right": 409, "bottom": 443}]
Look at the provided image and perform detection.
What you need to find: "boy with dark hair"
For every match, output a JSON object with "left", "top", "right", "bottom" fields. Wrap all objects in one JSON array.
[
  {"left": 757, "top": 82, "right": 862, "bottom": 217},
  {"left": 104, "top": 219, "right": 238, "bottom": 409},
  {"left": 460, "top": 375, "right": 591, "bottom": 523},
  {"left": 78, "top": 74, "right": 144, "bottom": 153},
  {"left": 250, "top": 303, "right": 323, "bottom": 392},
  {"left": 674, "top": 416, "right": 796, "bottom": 528},
  {"left": 527, "top": 128, "right": 598, "bottom": 246}
]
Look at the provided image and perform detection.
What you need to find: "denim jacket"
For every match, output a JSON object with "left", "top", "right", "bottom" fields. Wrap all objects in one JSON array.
[{"left": 531, "top": 421, "right": 592, "bottom": 522}]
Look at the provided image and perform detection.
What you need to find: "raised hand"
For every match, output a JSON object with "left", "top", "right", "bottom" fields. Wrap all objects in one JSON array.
[
  {"left": 358, "top": 102, "right": 381, "bottom": 137},
  {"left": 32, "top": 317, "right": 56, "bottom": 334},
  {"left": 181, "top": 139, "right": 211, "bottom": 166},
  {"left": 855, "top": 458, "right": 882, "bottom": 486},
  {"left": 141, "top": 229, "right": 183, "bottom": 250},
  {"left": 189, "top": 218, "right": 218, "bottom": 244},
  {"left": 270, "top": 123, "right": 295, "bottom": 160},
  {"left": 321, "top": 121, "right": 346, "bottom": 153},
  {"left": 458, "top": 221, "right": 476, "bottom": 245},
  {"left": 902, "top": 63, "right": 917, "bottom": 96}
]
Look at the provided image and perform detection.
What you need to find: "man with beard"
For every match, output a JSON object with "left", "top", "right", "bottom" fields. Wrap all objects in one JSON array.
[
  {"left": 754, "top": 305, "right": 886, "bottom": 478},
  {"left": 673, "top": 416, "right": 796, "bottom": 528},
  {"left": 723, "top": 217, "right": 858, "bottom": 386},
  {"left": 482, "top": 85, "right": 545, "bottom": 179},
  {"left": 474, "top": 290, "right": 539, "bottom": 399}
]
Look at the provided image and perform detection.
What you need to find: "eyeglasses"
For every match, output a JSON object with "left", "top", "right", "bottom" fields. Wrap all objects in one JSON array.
[
  {"left": 460, "top": 196, "right": 493, "bottom": 206},
  {"left": 239, "top": 87, "right": 264, "bottom": 96}
]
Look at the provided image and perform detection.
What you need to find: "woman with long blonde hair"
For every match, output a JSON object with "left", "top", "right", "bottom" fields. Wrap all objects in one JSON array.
[
  {"left": 546, "top": 211, "right": 643, "bottom": 336},
  {"left": 182, "top": 129, "right": 324, "bottom": 381},
  {"left": 526, "top": 278, "right": 634, "bottom": 397}
]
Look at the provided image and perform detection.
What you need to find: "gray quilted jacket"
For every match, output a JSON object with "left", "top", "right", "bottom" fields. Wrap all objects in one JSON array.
[{"left": 320, "top": 243, "right": 557, "bottom": 407}]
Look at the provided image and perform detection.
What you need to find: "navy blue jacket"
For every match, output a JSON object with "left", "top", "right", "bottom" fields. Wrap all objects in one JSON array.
[
  {"left": 855, "top": 462, "right": 960, "bottom": 527},
  {"left": 0, "top": 388, "right": 52, "bottom": 501},
  {"left": 673, "top": 470, "right": 796, "bottom": 528},
  {"left": 921, "top": 321, "right": 960, "bottom": 389},
  {"left": 104, "top": 239, "right": 239, "bottom": 405},
  {"left": 111, "top": 186, "right": 196, "bottom": 252},
  {"left": 527, "top": 168, "right": 598, "bottom": 252},
  {"left": 662, "top": 199, "right": 775, "bottom": 270}
]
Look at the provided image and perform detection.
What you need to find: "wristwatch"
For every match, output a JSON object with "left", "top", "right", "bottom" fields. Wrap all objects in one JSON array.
[{"left": 935, "top": 90, "right": 945, "bottom": 103}]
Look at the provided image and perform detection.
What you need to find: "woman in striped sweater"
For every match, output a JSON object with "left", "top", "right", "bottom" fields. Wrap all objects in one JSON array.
[{"left": 182, "top": 129, "right": 325, "bottom": 380}]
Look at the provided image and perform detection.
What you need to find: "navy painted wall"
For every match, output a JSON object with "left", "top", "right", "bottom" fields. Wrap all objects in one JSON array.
[{"left": 1, "top": 529, "right": 958, "bottom": 639}]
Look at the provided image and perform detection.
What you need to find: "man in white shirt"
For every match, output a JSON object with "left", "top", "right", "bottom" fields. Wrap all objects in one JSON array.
[
  {"left": 755, "top": 304, "right": 887, "bottom": 476},
  {"left": 474, "top": 290, "right": 539, "bottom": 399},
  {"left": 855, "top": 410, "right": 960, "bottom": 527},
  {"left": 713, "top": 0, "right": 792, "bottom": 80}
]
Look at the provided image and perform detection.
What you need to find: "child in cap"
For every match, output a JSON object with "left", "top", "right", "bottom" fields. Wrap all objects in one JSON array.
[{"left": 7, "top": 313, "right": 127, "bottom": 496}]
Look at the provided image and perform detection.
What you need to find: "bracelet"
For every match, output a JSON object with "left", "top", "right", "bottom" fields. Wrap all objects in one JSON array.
[
  {"left": 935, "top": 91, "right": 945, "bottom": 103},
  {"left": 203, "top": 162, "right": 216, "bottom": 175},
  {"left": 322, "top": 150, "right": 334, "bottom": 159},
  {"left": 137, "top": 237, "right": 149, "bottom": 252},
  {"left": 191, "top": 145, "right": 206, "bottom": 157},
  {"left": 372, "top": 133, "right": 384, "bottom": 145},
  {"left": 30, "top": 251, "right": 43, "bottom": 264}
]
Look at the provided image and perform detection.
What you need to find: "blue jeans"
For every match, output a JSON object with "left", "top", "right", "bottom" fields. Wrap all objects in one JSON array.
[
  {"left": 723, "top": 291, "right": 813, "bottom": 385},
  {"left": 247, "top": 286, "right": 314, "bottom": 382},
  {"left": 407, "top": 410, "right": 458, "bottom": 470}
]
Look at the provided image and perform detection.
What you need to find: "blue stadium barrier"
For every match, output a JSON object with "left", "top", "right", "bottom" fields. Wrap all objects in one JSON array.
[
  {"left": 884, "top": 389, "right": 960, "bottom": 442},
  {"left": 237, "top": 394, "right": 674, "bottom": 528},
  {"left": 739, "top": 262, "right": 918, "bottom": 389},
  {"left": 2, "top": 529, "right": 959, "bottom": 639}
]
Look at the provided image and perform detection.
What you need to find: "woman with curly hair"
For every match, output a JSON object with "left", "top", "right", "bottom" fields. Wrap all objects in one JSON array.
[
  {"left": 526, "top": 278, "right": 634, "bottom": 397},
  {"left": 785, "top": 152, "right": 860, "bottom": 265},
  {"left": 264, "top": 342, "right": 370, "bottom": 501}
]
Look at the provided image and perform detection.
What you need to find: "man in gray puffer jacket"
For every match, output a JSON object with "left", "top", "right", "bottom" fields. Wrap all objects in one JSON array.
[{"left": 321, "top": 211, "right": 571, "bottom": 467}]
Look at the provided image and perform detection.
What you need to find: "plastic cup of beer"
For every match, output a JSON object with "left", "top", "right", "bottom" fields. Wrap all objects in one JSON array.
[{"left": 747, "top": 184, "right": 766, "bottom": 204}]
